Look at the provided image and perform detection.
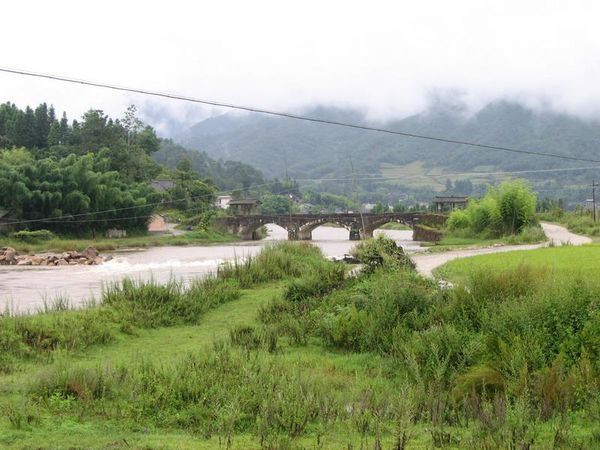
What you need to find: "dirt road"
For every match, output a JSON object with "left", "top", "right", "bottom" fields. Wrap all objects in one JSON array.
[{"left": 412, "top": 223, "right": 592, "bottom": 277}]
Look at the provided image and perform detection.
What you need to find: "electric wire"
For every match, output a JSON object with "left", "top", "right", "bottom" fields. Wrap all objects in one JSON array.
[{"left": 2, "top": 66, "right": 600, "bottom": 164}]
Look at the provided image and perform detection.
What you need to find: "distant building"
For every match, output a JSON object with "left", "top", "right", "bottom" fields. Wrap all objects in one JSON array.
[
  {"left": 216, "top": 195, "right": 233, "bottom": 209},
  {"left": 151, "top": 179, "right": 176, "bottom": 192},
  {"left": 362, "top": 203, "right": 375, "bottom": 213},
  {"left": 106, "top": 228, "right": 127, "bottom": 238},
  {"left": 299, "top": 203, "right": 314, "bottom": 214},
  {"left": 228, "top": 199, "right": 261, "bottom": 216},
  {"left": 148, "top": 214, "right": 168, "bottom": 234},
  {"left": 433, "top": 196, "right": 469, "bottom": 212}
]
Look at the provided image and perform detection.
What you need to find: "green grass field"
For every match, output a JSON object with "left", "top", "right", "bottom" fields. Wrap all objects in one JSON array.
[
  {"left": 436, "top": 243, "right": 600, "bottom": 283},
  {"left": 379, "top": 160, "right": 512, "bottom": 191},
  {"left": 3, "top": 241, "right": 600, "bottom": 448}
]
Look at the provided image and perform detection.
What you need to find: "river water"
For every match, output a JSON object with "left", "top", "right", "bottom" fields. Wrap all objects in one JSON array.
[{"left": 0, "top": 226, "right": 420, "bottom": 312}]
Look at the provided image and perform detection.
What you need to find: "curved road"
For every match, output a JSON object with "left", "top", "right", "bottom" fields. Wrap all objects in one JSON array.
[{"left": 412, "top": 222, "right": 592, "bottom": 277}]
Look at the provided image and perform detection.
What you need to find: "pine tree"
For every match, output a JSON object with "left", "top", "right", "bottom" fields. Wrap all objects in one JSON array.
[
  {"left": 47, "top": 121, "right": 61, "bottom": 146},
  {"left": 59, "top": 112, "right": 70, "bottom": 145},
  {"left": 34, "top": 103, "right": 50, "bottom": 148}
]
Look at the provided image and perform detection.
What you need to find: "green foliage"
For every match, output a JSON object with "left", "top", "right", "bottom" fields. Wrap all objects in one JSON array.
[
  {"left": 153, "top": 139, "right": 264, "bottom": 191},
  {"left": 101, "top": 277, "right": 240, "bottom": 328},
  {"left": 260, "top": 194, "right": 298, "bottom": 214},
  {"left": 10, "top": 229, "right": 55, "bottom": 243},
  {"left": 0, "top": 308, "right": 113, "bottom": 372},
  {"left": 372, "top": 201, "right": 390, "bottom": 214},
  {"left": 177, "top": 102, "right": 600, "bottom": 206},
  {"left": 0, "top": 149, "right": 160, "bottom": 233},
  {"left": 448, "top": 180, "right": 537, "bottom": 237},
  {"left": 352, "top": 234, "right": 415, "bottom": 273},
  {"left": 261, "top": 243, "right": 600, "bottom": 426},
  {"left": 284, "top": 264, "right": 345, "bottom": 303},
  {"left": 218, "top": 242, "right": 330, "bottom": 288},
  {"left": 162, "top": 158, "right": 217, "bottom": 213}
]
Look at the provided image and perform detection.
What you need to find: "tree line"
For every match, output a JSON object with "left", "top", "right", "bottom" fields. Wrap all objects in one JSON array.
[{"left": 0, "top": 102, "right": 227, "bottom": 234}]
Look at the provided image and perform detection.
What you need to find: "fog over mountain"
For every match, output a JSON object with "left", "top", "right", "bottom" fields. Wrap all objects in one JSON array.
[
  {"left": 3, "top": 1, "right": 600, "bottom": 133},
  {"left": 175, "top": 99, "right": 600, "bottom": 204}
]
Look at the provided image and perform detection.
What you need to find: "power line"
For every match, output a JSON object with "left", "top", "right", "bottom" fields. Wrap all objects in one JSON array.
[{"left": 2, "top": 66, "right": 600, "bottom": 164}]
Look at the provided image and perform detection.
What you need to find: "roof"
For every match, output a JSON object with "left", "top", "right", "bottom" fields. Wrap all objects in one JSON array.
[
  {"left": 151, "top": 179, "right": 176, "bottom": 191},
  {"left": 433, "top": 196, "right": 469, "bottom": 203},
  {"left": 229, "top": 199, "right": 261, "bottom": 205}
]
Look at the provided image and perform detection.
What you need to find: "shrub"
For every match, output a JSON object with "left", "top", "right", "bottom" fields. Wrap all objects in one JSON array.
[
  {"left": 101, "top": 277, "right": 239, "bottom": 328},
  {"left": 352, "top": 235, "right": 415, "bottom": 273},
  {"left": 218, "top": 242, "right": 326, "bottom": 288},
  {"left": 447, "top": 209, "right": 470, "bottom": 230},
  {"left": 10, "top": 229, "right": 56, "bottom": 243},
  {"left": 447, "top": 179, "right": 537, "bottom": 238},
  {"left": 284, "top": 264, "right": 345, "bottom": 303}
]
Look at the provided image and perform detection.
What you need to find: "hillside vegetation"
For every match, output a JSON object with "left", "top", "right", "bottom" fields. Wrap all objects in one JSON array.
[
  {"left": 178, "top": 102, "right": 599, "bottom": 203},
  {"left": 2, "top": 240, "right": 600, "bottom": 448},
  {"left": 0, "top": 102, "right": 263, "bottom": 236}
]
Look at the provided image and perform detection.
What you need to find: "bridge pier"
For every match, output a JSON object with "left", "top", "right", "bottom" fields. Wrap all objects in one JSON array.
[
  {"left": 287, "top": 227, "right": 299, "bottom": 241},
  {"left": 211, "top": 213, "right": 447, "bottom": 242},
  {"left": 297, "top": 229, "right": 312, "bottom": 240},
  {"left": 360, "top": 229, "right": 374, "bottom": 240}
]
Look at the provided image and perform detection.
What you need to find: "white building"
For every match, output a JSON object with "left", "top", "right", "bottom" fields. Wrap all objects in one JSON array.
[{"left": 216, "top": 195, "right": 233, "bottom": 209}]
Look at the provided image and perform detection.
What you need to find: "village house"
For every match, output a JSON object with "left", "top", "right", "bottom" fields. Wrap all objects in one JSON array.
[
  {"left": 433, "top": 195, "right": 469, "bottom": 212},
  {"left": 215, "top": 195, "right": 233, "bottom": 209},
  {"left": 151, "top": 179, "right": 176, "bottom": 192},
  {"left": 147, "top": 214, "right": 168, "bottom": 233},
  {"left": 228, "top": 199, "right": 261, "bottom": 216}
]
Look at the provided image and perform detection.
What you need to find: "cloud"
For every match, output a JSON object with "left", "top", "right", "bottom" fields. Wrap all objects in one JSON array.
[{"left": 3, "top": 0, "right": 600, "bottom": 135}]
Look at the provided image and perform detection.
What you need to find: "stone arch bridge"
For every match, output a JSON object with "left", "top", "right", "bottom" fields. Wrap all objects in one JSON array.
[{"left": 213, "top": 213, "right": 446, "bottom": 241}]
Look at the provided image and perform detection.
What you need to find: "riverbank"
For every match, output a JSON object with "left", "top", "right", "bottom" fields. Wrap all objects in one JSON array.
[
  {"left": 2, "top": 240, "right": 600, "bottom": 448},
  {"left": 0, "top": 228, "right": 238, "bottom": 254}
]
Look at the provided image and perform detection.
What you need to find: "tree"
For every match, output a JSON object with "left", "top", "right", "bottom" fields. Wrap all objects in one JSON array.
[
  {"left": 372, "top": 201, "right": 390, "bottom": 214},
  {"left": 34, "top": 103, "right": 51, "bottom": 148},
  {"left": 447, "top": 179, "right": 536, "bottom": 236},
  {"left": 58, "top": 112, "right": 71, "bottom": 145},
  {"left": 72, "top": 109, "right": 124, "bottom": 152},
  {"left": 261, "top": 194, "right": 298, "bottom": 214},
  {"left": 0, "top": 149, "right": 160, "bottom": 233},
  {"left": 122, "top": 105, "right": 143, "bottom": 145}
]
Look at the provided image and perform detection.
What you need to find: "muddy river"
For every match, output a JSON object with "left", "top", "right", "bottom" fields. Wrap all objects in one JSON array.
[{"left": 0, "top": 226, "right": 421, "bottom": 312}]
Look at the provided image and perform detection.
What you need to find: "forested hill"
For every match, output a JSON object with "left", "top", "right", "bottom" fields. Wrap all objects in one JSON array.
[
  {"left": 0, "top": 102, "right": 264, "bottom": 233},
  {"left": 153, "top": 140, "right": 264, "bottom": 190},
  {"left": 177, "top": 102, "right": 600, "bottom": 190}
]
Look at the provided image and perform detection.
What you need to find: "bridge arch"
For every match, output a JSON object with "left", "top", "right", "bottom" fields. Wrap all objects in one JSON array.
[
  {"left": 212, "top": 213, "right": 446, "bottom": 241},
  {"left": 362, "top": 217, "right": 415, "bottom": 238}
]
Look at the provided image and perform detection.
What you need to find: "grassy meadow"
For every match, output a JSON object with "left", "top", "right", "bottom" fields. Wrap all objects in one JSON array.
[
  {"left": 435, "top": 243, "right": 600, "bottom": 283},
  {"left": 2, "top": 240, "right": 600, "bottom": 448}
]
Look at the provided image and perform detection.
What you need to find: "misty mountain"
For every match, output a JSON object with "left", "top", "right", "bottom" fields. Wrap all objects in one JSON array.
[
  {"left": 153, "top": 140, "right": 264, "bottom": 190},
  {"left": 177, "top": 102, "right": 600, "bottom": 200}
]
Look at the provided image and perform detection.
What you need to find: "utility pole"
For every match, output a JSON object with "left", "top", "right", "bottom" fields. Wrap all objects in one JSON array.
[{"left": 592, "top": 180, "right": 598, "bottom": 222}]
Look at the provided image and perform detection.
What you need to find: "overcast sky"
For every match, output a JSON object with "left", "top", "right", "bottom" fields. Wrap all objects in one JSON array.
[{"left": 3, "top": 0, "right": 600, "bottom": 135}]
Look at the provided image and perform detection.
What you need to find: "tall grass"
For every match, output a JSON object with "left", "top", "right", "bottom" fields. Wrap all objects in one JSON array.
[
  {"left": 261, "top": 256, "right": 600, "bottom": 428},
  {"left": 101, "top": 276, "right": 239, "bottom": 328},
  {"left": 218, "top": 241, "right": 333, "bottom": 288},
  {"left": 31, "top": 344, "right": 342, "bottom": 444}
]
